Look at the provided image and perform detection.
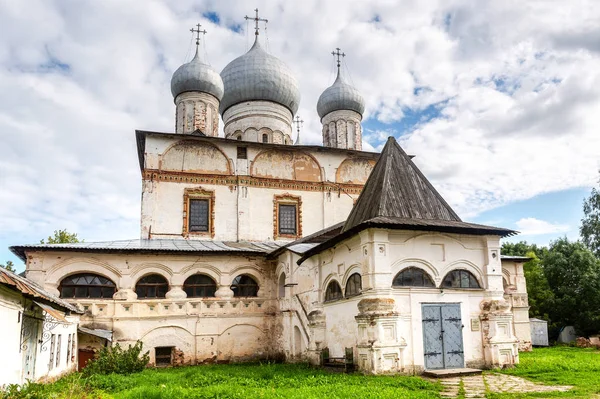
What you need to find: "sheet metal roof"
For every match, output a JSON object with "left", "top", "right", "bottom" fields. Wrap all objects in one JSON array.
[
  {"left": 79, "top": 327, "right": 113, "bottom": 341},
  {"left": 0, "top": 267, "right": 80, "bottom": 313},
  {"left": 10, "top": 239, "right": 282, "bottom": 261},
  {"left": 500, "top": 255, "right": 532, "bottom": 262}
]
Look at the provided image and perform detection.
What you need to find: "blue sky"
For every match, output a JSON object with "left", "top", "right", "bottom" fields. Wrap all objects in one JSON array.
[{"left": 1, "top": 1, "right": 599, "bottom": 272}]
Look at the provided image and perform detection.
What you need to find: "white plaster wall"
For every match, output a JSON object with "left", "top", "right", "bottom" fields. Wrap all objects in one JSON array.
[
  {"left": 34, "top": 315, "right": 78, "bottom": 382},
  {"left": 0, "top": 287, "right": 24, "bottom": 386}
]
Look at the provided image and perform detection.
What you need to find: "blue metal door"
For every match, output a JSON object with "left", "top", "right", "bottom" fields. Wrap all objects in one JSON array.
[{"left": 422, "top": 304, "right": 464, "bottom": 369}]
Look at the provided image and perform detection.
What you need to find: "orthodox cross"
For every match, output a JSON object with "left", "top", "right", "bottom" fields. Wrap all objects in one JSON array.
[
  {"left": 245, "top": 8, "right": 268, "bottom": 36},
  {"left": 293, "top": 116, "right": 304, "bottom": 144},
  {"left": 332, "top": 47, "right": 345, "bottom": 70},
  {"left": 190, "top": 23, "right": 207, "bottom": 50}
]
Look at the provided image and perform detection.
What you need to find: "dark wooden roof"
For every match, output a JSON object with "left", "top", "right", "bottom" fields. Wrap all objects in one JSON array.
[{"left": 343, "top": 136, "right": 461, "bottom": 232}]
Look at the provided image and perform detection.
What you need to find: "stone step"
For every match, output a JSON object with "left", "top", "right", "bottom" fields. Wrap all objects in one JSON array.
[{"left": 423, "top": 368, "right": 483, "bottom": 378}]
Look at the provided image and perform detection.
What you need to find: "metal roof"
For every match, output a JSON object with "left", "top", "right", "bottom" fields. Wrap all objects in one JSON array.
[
  {"left": 79, "top": 327, "right": 113, "bottom": 341},
  {"left": 500, "top": 255, "right": 532, "bottom": 262},
  {"left": 0, "top": 267, "right": 80, "bottom": 313},
  {"left": 286, "top": 243, "right": 320, "bottom": 255},
  {"left": 317, "top": 71, "right": 365, "bottom": 119},
  {"left": 267, "top": 221, "right": 345, "bottom": 259},
  {"left": 171, "top": 49, "right": 224, "bottom": 101},
  {"left": 220, "top": 38, "right": 300, "bottom": 115},
  {"left": 10, "top": 239, "right": 282, "bottom": 262}
]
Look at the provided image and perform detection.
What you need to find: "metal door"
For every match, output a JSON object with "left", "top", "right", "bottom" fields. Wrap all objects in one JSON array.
[
  {"left": 20, "top": 314, "right": 40, "bottom": 381},
  {"left": 422, "top": 304, "right": 464, "bottom": 369}
]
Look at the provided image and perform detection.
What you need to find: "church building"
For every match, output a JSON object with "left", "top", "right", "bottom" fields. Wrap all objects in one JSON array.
[{"left": 10, "top": 11, "right": 532, "bottom": 374}]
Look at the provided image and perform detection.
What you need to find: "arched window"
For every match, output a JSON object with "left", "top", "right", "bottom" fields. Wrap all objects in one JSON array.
[
  {"left": 324, "top": 281, "right": 343, "bottom": 302},
  {"left": 262, "top": 133, "right": 269, "bottom": 143},
  {"left": 230, "top": 275, "right": 259, "bottom": 297},
  {"left": 183, "top": 274, "right": 217, "bottom": 298},
  {"left": 345, "top": 273, "right": 362, "bottom": 297},
  {"left": 135, "top": 274, "right": 169, "bottom": 299},
  {"left": 237, "top": 135, "right": 242, "bottom": 140},
  {"left": 278, "top": 273, "right": 286, "bottom": 298},
  {"left": 442, "top": 270, "right": 481, "bottom": 289},
  {"left": 392, "top": 267, "right": 435, "bottom": 287},
  {"left": 59, "top": 273, "right": 116, "bottom": 299}
]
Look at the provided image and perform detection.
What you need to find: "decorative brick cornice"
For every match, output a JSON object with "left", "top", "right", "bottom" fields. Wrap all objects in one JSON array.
[{"left": 143, "top": 169, "right": 365, "bottom": 195}]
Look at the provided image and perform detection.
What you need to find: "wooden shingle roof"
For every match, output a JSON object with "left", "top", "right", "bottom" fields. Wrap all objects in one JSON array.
[{"left": 343, "top": 136, "right": 461, "bottom": 232}]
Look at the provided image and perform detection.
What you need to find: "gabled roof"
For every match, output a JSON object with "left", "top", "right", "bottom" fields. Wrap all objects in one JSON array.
[
  {"left": 297, "top": 137, "right": 516, "bottom": 264},
  {"left": 0, "top": 267, "right": 80, "bottom": 313},
  {"left": 343, "top": 136, "right": 461, "bottom": 232}
]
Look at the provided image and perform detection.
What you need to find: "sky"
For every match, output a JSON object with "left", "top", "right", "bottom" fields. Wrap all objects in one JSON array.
[{"left": 1, "top": 0, "right": 599, "bottom": 272}]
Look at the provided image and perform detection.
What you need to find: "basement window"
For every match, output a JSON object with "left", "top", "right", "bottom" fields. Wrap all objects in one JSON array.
[{"left": 155, "top": 347, "right": 173, "bottom": 366}]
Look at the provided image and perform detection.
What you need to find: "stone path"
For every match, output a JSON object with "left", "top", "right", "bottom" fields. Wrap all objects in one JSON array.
[{"left": 436, "top": 373, "right": 571, "bottom": 398}]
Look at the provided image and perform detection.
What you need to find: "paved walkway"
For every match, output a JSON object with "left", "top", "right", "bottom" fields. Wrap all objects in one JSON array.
[{"left": 436, "top": 373, "right": 571, "bottom": 398}]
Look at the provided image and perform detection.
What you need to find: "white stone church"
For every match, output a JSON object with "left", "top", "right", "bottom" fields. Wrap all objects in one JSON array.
[{"left": 11, "top": 14, "right": 532, "bottom": 374}]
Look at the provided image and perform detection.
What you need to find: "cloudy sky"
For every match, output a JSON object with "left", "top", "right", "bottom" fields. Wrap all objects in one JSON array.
[{"left": 1, "top": 0, "right": 599, "bottom": 270}]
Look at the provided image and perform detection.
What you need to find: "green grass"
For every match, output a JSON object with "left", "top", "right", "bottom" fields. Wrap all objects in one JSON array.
[
  {"left": 488, "top": 346, "right": 600, "bottom": 399},
  {"left": 2, "top": 363, "right": 442, "bottom": 399}
]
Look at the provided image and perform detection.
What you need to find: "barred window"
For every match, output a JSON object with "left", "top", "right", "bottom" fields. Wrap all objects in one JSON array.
[
  {"left": 183, "top": 274, "right": 217, "bottom": 298},
  {"left": 56, "top": 335, "right": 62, "bottom": 368},
  {"left": 59, "top": 273, "right": 116, "bottom": 299},
  {"left": 189, "top": 199, "right": 209, "bottom": 232},
  {"left": 392, "top": 267, "right": 435, "bottom": 287},
  {"left": 442, "top": 270, "right": 481, "bottom": 289},
  {"left": 278, "top": 204, "right": 297, "bottom": 235},
  {"left": 345, "top": 273, "right": 362, "bottom": 297},
  {"left": 230, "top": 275, "right": 259, "bottom": 297},
  {"left": 325, "top": 281, "right": 343, "bottom": 302},
  {"left": 136, "top": 274, "right": 169, "bottom": 299}
]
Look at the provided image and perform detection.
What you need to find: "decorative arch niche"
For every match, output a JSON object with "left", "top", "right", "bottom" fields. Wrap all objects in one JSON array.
[
  {"left": 161, "top": 140, "right": 232, "bottom": 175},
  {"left": 251, "top": 149, "right": 322, "bottom": 182},
  {"left": 335, "top": 157, "right": 376, "bottom": 184}
]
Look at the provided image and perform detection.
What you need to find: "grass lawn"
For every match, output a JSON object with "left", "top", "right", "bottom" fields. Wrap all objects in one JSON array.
[
  {"left": 2, "top": 363, "right": 442, "bottom": 399},
  {"left": 489, "top": 346, "right": 600, "bottom": 399}
]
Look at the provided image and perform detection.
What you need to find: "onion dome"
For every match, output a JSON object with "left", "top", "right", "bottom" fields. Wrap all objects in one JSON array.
[
  {"left": 171, "top": 50, "right": 224, "bottom": 101},
  {"left": 219, "top": 38, "right": 301, "bottom": 115},
  {"left": 317, "top": 71, "right": 365, "bottom": 119}
]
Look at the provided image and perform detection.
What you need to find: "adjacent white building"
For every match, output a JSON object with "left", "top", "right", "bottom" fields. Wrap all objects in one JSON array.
[
  {"left": 9, "top": 15, "right": 532, "bottom": 374},
  {"left": 0, "top": 267, "right": 80, "bottom": 386}
]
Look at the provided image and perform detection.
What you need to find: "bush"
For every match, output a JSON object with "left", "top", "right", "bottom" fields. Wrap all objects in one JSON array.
[{"left": 83, "top": 341, "right": 149, "bottom": 376}]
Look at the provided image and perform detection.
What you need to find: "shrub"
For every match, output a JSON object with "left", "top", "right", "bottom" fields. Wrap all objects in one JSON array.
[{"left": 83, "top": 341, "right": 149, "bottom": 376}]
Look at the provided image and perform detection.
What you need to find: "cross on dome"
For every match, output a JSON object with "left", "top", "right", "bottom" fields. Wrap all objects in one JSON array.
[
  {"left": 332, "top": 47, "right": 346, "bottom": 70},
  {"left": 245, "top": 8, "right": 268, "bottom": 36},
  {"left": 190, "top": 23, "right": 207, "bottom": 51}
]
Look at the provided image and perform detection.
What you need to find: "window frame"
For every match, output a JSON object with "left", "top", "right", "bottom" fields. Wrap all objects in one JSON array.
[
  {"left": 183, "top": 187, "right": 215, "bottom": 238},
  {"left": 441, "top": 269, "right": 482, "bottom": 289},
  {"left": 324, "top": 280, "right": 343, "bottom": 302},
  {"left": 59, "top": 273, "right": 116, "bottom": 299},
  {"left": 392, "top": 267, "right": 436, "bottom": 288},
  {"left": 183, "top": 274, "right": 217, "bottom": 298},
  {"left": 273, "top": 194, "right": 302, "bottom": 240},
  {"left": 345, "top": 273, "right": 362, "bottom": 297},
  {"left": 135, "top": 274, "right": 170, "bottom": 299},
  {"left": 230, "top": 274, "right": 259, "bottom": 298}
]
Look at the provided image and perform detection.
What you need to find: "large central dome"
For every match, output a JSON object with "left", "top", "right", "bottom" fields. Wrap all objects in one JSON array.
[{"left": 220, "top": 39, "right": 301, "bottom": 116}]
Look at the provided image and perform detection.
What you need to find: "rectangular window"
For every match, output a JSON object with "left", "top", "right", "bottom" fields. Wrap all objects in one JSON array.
[
  {"left": 49, "top": 334, "right": 56, "bottom": 370},
  {"left": 189, "top": 199, "right": 209, "bottom": 232},
  {"left": 71, "top": 334, "right": 76, "bottom": 365},
  {"left": 278, "top": 204, "right": 297, "bottom": 235},
  {"left": 155, "top": 347, "right": 173, "bottom": 366},
  {"left": 66, "top": 334, "right": 72, "bottom": 365},
  {"left": 56, "top": 335, "right": 62, "bottom": 368},
  {"left": 237, "top": 146, "right": 247, "bottom": 159}
]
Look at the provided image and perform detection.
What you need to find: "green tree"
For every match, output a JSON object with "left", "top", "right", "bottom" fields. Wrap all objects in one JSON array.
[
  {"left": 581, "top": 182, "right": 600, "bottom": 258},
  {"left": 543, "top": 237, "right": 600, "bottom": 336},
  {"left": 40, "top": 229, "right": 82, "bottom": 244},
  {"left": 0, "top": 260, "right": 15, "bottom": 272}
]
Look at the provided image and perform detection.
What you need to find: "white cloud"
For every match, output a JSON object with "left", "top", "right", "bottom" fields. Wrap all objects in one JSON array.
[
  {"left": 0, "top": 0, "right": 599, "bottom": 259},
  {"left": 515, "top": 218, "right": 570, "bottom": 236}
]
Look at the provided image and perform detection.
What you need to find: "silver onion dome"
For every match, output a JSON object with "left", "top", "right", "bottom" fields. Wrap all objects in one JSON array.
[
  {"left": 171, "top": 50, "right": 224, "bottom": 101},
  {"left": 316, "top": 71, "right": 365, "bottom": 119},
  {"left": 219, "top": 38, "right": 301, "bottom": 115}
]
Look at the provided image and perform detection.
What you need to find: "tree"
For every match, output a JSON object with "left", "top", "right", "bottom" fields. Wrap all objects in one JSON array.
[
  {"left": 0, "top": 260, "right": 15, "bottom": 272},
  {"left": 40, "top": 229, "right": 82, "bottom": 244},
  {"left": 543, "top": 237, "right": 600, "bottom": 336},
  {"left": 581, "top": 182, "right": 600, "bottom": 258}
]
